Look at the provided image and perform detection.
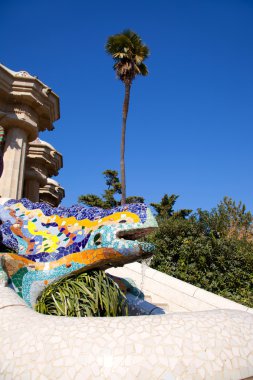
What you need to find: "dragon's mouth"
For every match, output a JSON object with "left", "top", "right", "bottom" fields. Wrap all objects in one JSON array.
[{"left": 116, "top": 227, "right": 156, "bottom": 242}]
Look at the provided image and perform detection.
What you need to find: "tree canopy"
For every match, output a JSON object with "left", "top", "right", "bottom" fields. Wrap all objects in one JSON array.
[
  {"left": 105, "top": 29, "right": 150, "bottom": 85},
  {"left": 78, "top": 170, "right": 144, "bottom": 208},
  {"left": 151, "top": 194, "right": 192, "bottom": 219},
  {"left": 149, "top": 196, "right": 253, "bottom": 308}
]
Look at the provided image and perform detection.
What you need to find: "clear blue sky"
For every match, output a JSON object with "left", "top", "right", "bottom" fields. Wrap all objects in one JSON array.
[{"left": 1, "top": 0, "right": 253, "bottom": 212}]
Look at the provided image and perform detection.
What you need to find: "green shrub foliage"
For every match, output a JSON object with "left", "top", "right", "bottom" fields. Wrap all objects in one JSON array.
[
  {"left": 149, "top": 197, "right": 253, "bottom": 308},
  {"left": 35, "top": 270, "right": 128, "bottom": 317}
]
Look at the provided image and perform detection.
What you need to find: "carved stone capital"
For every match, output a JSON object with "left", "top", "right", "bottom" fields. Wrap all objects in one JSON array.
[
  {"left": 0, "top": 104, "right": 38, "bottom": 141},
  {"left": 39, "top": 178, "right": 65, "bottom": 207},
  {"left": 0, "top": 63, "right": 60, "bottom": 136},
  {"left": 27, "top": 138, "right": 63, "bottom": 177}
]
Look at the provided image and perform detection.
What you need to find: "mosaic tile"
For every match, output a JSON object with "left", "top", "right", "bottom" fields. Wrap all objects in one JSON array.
[{"left": 0, "top": 198, "right": 157, "bottom": 307}]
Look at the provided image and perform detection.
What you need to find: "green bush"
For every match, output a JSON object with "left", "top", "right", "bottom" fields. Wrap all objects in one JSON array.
[
  {"left": 35, "top": 270, "right": 128, "bottom": 317},
  {"left": 149, "top": 217, "right": 253, "bottom": 307}
]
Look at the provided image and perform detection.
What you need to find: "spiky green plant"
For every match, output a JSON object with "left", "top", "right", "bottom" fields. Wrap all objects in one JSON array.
[{"left": 35, "top": 270, "right": 128, "bottom": 317}]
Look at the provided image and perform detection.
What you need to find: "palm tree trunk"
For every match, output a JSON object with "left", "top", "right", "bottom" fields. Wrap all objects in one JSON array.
[{"left": 121, "top": 82, "right": 131, "bottom": 205}]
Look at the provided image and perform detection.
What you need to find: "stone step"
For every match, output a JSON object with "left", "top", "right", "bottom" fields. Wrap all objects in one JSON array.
[
  {"left": 144, "top": 293, "right": 170, "bottom": 312},
  {"left": 144, "top": 294, "right": 152, "bottom": 303},
  {"left": 143, "top": 291, "right": 191, "bottom": 313}
]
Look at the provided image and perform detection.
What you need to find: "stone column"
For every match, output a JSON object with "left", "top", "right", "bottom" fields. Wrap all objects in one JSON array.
[
  {"left": 24, "top": 167, "right": 47, "bottom": 203},
  {"left": 0, "top": 125, "right": 5, "bottom": 177},
  {"left": 24, "top": 178, "right": 40, "bottom": 202},
  {"left": 0, "top": 128, "right": 27, "bottom": 199}
]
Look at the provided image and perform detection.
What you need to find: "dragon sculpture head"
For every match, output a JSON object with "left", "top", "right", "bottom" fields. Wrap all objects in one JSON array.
[{"left": 0, "top": 199, "right": 157, "bottom": 307}]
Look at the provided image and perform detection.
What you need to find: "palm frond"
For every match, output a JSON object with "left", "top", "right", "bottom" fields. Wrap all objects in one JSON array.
[
  {"left": 138, "top": 62, "right": 149, "bottom": 76},
  {"left": 105, "top": 35, "right": 133, "bottom": 56},
  {"left": 106, "top": 29, "right": 150, "bottom": 83}
]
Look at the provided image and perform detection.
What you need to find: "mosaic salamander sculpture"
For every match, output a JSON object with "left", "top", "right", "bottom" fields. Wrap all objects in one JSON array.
[{"left": 0, "top": 198, "right": 157, "bottom": 308}]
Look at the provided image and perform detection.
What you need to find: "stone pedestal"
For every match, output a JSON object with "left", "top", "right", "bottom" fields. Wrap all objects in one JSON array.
[{"left": 0, "top": 128, "right": 27, "bottom": 198}]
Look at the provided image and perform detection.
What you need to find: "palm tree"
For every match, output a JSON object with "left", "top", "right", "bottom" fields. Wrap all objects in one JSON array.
[{"left": 105, "top": 30, "right": 150, "bottom": 205}]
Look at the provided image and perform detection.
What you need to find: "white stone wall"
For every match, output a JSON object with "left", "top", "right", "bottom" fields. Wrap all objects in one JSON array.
[
  {"left": 0, "top": 287, "right": 253, "bottom": 379},
  {"left": 107, "top": 262, "right": 253, "bottom": 314}
]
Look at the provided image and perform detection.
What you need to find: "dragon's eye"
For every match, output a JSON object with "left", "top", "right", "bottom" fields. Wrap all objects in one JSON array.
[
  {"left": 119, "top": 220, "right": 126, "bottom": 223},
  {"left": 94, "top": 233, "right": 102, "bottom": 245}
]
